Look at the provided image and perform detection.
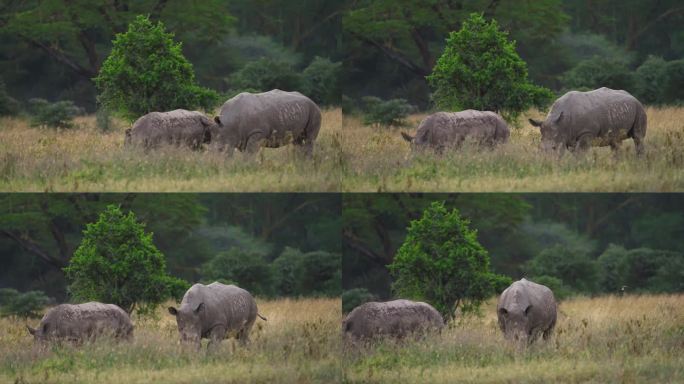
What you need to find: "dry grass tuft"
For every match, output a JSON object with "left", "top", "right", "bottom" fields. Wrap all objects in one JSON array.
[
  {"left": 341, "top": 107, "right": 684, "bottom": 191},
  {"left": 0, "top": 297, "right": 341, "bottom": 384},
  {"left": 0, "top": 109, "right": 342, "bottom": 192}
]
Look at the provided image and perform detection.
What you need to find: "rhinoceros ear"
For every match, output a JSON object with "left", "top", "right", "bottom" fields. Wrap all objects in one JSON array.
[
  {"left": 498, "top": 308, "right": 508, "bottom": 316},
  {"left": 524, "top": 305, "right": 533, "bottom": 316},
  {"left": 26, "top": 325, "right": 36, "bottom": 335},
  {"left": 194, "top": 302, "right": 205, "bottom": 314},
  {"left": 400, "top": 132, "right": 414, "bottom": 142},
  {"left": 528, "top": 118, "right": 543, "bottom": 128},
  {"left": 213, "top": 116, "right": 221, "bottom": 125},
  {"left": 168, "top": 307, "right": 178, "bottom": 316},
  {"left": 555, "top": 111, "right": 564, "bottom": 123}
]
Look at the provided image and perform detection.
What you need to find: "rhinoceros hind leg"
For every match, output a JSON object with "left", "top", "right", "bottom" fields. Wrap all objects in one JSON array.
[{"left": 633, "top": 136, "right": 645, "bottom": 156}]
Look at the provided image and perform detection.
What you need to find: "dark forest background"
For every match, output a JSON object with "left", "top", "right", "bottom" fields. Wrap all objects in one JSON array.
[
  {"left": 0, "top": 194, "right": 341, "bottom": 301},
  {"left": 343, "top": 194, "right": 684, "bottom": 300}
]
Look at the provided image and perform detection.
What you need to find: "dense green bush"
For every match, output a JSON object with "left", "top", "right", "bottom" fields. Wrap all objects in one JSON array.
[
  {"left": 342, "top": 288, "right": 377, "bottom": 314},
  {"left": 634, "top": 56, "right": 668, "bottom": 104},
  {"left": 302, "top": 56, "right": 342, "bottom": 106},
  {"left": 663, "top": 59, "right": 684, "bottom": 103},
  {"left": 361, "top": 96, "right": 415, "bottom": 126},
  {"left": 529, "top": 275, "right": 573, "bottom": 300},
  {"left": 201, "top": 249, "right": 274, "bottom": 297},
  {"left": 561, "top": 57, "right": 635, "bottom": 92},
  {"left": 525, "top": 244, "right": 600, "bottom": 294},
  {"left": 272, "top": 247, "right": 340, "bottom": 297},
  {"left": 0, "top": 79, "right": 20, "bottom": 116},
  {"left": 28, "top": 98, "right": 81, "bottom": 128},
  {"left": 389, "top": 201, "right": 511, "bottom": 319},
  {"left": 228, "top": 58, "right": 303, "bottom": 93},
  {"left": 64, "top": 205, "right": 189, "bottom": 314},
  {"left": 95, "top": 15, "right": 219, "bottom": 120},
  {"left": 427, "top": 13, "right": 553, "bottom": 122},
  {"left": 0, "top": 288, "right": 49, "bottom": 318}
]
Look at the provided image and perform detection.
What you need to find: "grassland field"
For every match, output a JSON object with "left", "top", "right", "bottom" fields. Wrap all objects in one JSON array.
[
  {"left": 0, "top": 109, "right": 342, "bottom": 192},
  {"left": 342, "top": 107, "right": 684, "bottom": 192},
  {"left": 342, "top": 294, "right": 684, "bottom": 384},
  {"left": 0, "top": 298, "right": 340, "bottom": 384}
]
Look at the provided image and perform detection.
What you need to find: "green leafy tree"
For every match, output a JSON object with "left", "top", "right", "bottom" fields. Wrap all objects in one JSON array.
[
  {"left": 0, "top": 288, "right": 49, "bottom": 318},
  {"left": 64, "top": 205, "right": 189, "bottom": 314},
  {"left": 526, "top": 244, "right": 599, "bottom": 293},
  {"left": 389, "top": 201, "right": 511, "bottom": 319},
  {"left": 28, "top": 98, "right": 82, "bottom": 129},
  {"left": 302, "top": 56, "right": 342, "bottom": 105},
  {"left": 361, "top": 96, "right": 415, "bottom": 126},
  {"left": 228, "top": 58, "right": 303, "bottom": 93},
  {"left": 427, "top": 13, "right": 553, "bottom": 122},
  {"left": 561, "top": 57, "right": 635, "bottom": 92},
  {"left": 342, "top": 288, "right": 377, "bottom": 314},
  {"left": 201, "top": 249, "right": 274, "bottom": 297},
  {"left": 94, "top": 15, "right": 219, "bottom": 120}
]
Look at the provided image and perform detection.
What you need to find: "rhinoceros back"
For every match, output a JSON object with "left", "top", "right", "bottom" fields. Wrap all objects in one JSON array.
[
  {"left": 180, "top": 282, "right": 257, "bottom": 334},
  {"left": 344, "top": 299, "right": 444, "bottom": 339},
  {"left": 40, "top": 302, "right": 132, "bottom": 340}
]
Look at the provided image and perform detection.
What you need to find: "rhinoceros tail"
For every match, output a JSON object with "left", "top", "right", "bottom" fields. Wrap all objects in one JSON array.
[
  {"left": 257, "top": 313, "right": 267, "bottom": 321},
  {"left": 400, "top": 131, "right": 414, "bottom": 142}
]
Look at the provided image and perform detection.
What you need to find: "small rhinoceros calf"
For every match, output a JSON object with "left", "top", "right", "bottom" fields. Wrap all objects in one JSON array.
[
  {"left": 529, "top": 87, "right": 647, "bottom": 154},
  {"left": 168, "top": 282, "right": 266, "bottom": 349},
  {"left": 342, "top": 299, "right": 444, "bottom": 341},
  {"left": 211, "top": 89, "right": 321, "bottom": 157},
  {"left": 125, "top": 109, "right": 215, "bottom": 150},
  {"left": 497, "top": 278, "right": 557, "bottom": 344},
  {"left": 401, "top": 110, "right": 510, "bottom": 152},
  {"left": 27, "top": 302, "right": 133, "bottom": 344}
]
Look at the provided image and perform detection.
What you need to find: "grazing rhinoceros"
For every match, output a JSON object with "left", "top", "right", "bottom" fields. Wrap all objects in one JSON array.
[
  {"left": 342, "top": 299, "right": 444, "bottom": 341},
  {"left": 211, "top": 89, "right": 321, "bottom": 157},
  {"left": 497, "top": 278, "right": 557, "bottom": 344},
  {"left": 528, "top": 87, "right": 647, "bottom": 154},
  {"left": 400, "top": 110, "right": 510, "bottom": 152},
  {"left": 26, "top": 302, "right": 133, "bottom": 344},
  {"left": 168, "top": 282, "right": 266, "bottom": 349},
  {"left": 124, "top": 109, "right": 215, "bottom": 150}
]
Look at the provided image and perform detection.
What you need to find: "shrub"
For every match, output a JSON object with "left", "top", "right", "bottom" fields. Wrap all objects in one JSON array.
[
  {"left": 427, "top": 13, "right": 553, "bottom": 122},
  {"left": 634, "top": 56, "right": 669, "bottom": 104},
  {"left": 201, "top": 249, "right": 274, "bottom": 297},
  {"left": 229, "top": 58, "right": 303, "bottom": 93},
  {"left": 64, "top": 205, "right": 189, "bottom": 314},
  {"left": 361, "top": 96, "right": 415, "bottom": 126},
  {"left": 342, "top": 288, "right": 377, "bottom": 314},
  {"left": 562, "top": 57, "right": 635, "bottom": 92},
  {"left": 389, "top": 201, "right": 510, "bottom": 319},
  {"left": 0, "top": 288, "right": 49, "bottom": 318},
  {"left": 95, "top": 15, "right": 219, "bottom": 120},
  {"left": 663, "top": 59, "right": 684, "bottom": 104},
  {"left": 95, "top": 107, "right": 113, "bottom": 133},
  {"left": 28, "top": 98, "right": 81, "bottom": 128},
  {"left": 526, "top": 244, "right": 600, "bottom": 294},
  {"left": 272, "top": 247, "right": 341, "bottom": 297},
  {"left": 0, "top": 79, "right": 20, "bottom": 116},
  {"left": 529, "top": 275, "right": 573, "bottom": 300},
  {"left": 302, "top": 56, "right": 342, "bottom": 106}
]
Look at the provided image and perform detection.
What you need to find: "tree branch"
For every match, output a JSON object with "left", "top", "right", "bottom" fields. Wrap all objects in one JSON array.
[
  {"left": 348, "top": 30, "right": 430, "bottom": 76},
  {"left": 627, "top": 6, "right": 684, "bottom": 49},
  {"left": 0, "top": 230, "right": 67, "bottom": 269},
  {"left": 343, "top": 229, "right": 390, "bottom": 267}
]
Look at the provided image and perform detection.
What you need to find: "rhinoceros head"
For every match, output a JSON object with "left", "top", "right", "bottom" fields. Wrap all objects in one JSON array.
[
  {"left": 498, "top": 304, "right": 533, "bottom": 343},
  {"left": 168, "top": 303, "right": 204, "bottom": 346},
  {"left": 529, "top": 111, "right": 564, "bottom": 152},
  {"left": 212, "top": 116, "right": 239, "bottom": 154},
  {"left": 26, "top": 323, "right": 48, "bottom": 343}
]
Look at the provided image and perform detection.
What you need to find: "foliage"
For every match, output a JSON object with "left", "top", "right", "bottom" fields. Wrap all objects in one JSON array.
[
  {"left": 342, "top": 288, "right": 377, "bottom": 314},
  {"left": 634, "top": 56, "right": 669, "bottom": 104},
  {"left": 529, "top": 275, "right": 573, "bottom": 300},
  {"left": 525, "top": 244, "right": 599, "bottom": 294},
  {"left": 0, "top": 288, "right": 49, "bottom": 318},
  {"left": 228, "top": 58, "right": 303, "bottom": 93},
  {"left": 361, "top": 96, "right": 415, "bottom": 126},
  {"left": 27, "top": 98, "right": 81, "bottom": 129},
  {"left": 0, "top": 79, "right": 20, "bottom": 116},
  {"left": 427, "top": 13, "right": 553, "bottom": 122},
  {"left": 271, "top": 247, "right": 341, "bottom": 297},
  {"left": 389, "top": 201, "right": 510, "bottom": 319},
  {"left": 64, "top": 205, "right": 189, "bottom": 314},
  {"left": 94, "top": 15, "right": 219, "bottom": 120},
  {"left": 95, "top": 107, "right": 113, "bottom": 133},
  {"left": 302, "top": 57, "right": 342, "bottom": 106},
  {"left": 561, "top": 57, "right": 634, "bottom": 92},
  {"left": 597, "top": 245, "right": 684, "bottom": 294},
  {"left": 663, "top": 59, "right": 684, "bottom": 104},
  {"left": 201, "top": 249, "right": 274, "bottom": 297}
]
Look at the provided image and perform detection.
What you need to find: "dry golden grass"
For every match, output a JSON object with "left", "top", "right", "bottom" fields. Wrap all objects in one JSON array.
[
  {"left": 0, "top": 108, "right": 342, "bottom": 192},
  {"left": 0, "top": 297, "right": 341, "bottom": 384},
  {"left": 341, "top": 107, "right": 684, "bottom": 191},
  {"left": 343, "top": 294, "right": 684, "bottom": 383}
]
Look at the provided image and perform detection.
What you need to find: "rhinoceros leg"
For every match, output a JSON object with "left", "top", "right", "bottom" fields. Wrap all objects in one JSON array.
[
  {"left": 633, "top": 135, "right": 645, "bottom": 156},
  {"left": 236, "top": 328, "right": 251, "bottom": 345},
  {"left": 207, "top": 325, "right": 226, "bottom": 350}
]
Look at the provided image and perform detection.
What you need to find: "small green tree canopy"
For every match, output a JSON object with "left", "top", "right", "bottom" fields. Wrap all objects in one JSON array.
[
  {"left": 389, "top": 201, "right": 511, "bottom": 319},
  {"left": 64, "top": 205, "right": 189, "bottom": 314},
  {"left": 94, "top": 15, "right": 219, "bottom": 120},
  {"left": 302, "top": 56, "right": 342, "bottom": 106},
  {"left": 427, "top": 13, "right": 553, "bottom": 122},
  {"left": 201, "top": 249, "right": 274, "bottom": 297}
]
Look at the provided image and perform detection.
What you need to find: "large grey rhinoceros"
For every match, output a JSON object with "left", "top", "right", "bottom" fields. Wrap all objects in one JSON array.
[
  {"left": 168, "top": 282, "right": 266, "bottom": 349},
  {"left": 529, "top": 87, "right": 647, "bottom": 154},
  {"left": 211, "top": 89, "right": 321, "bottom": 157},
  {"left": 497, "top": 278, "right": 557, "bottom": 344},
  {"left": 401, "top": 110, "right": 510, "bottom": 152},
  {"left": 125, "top": 109, "right": 215, "bottom": 150},
  {"left": 342, "top": 299, "right": 444, "bottom": 341},
  {"left": 26, "top": 302, "right": 133, "bottom": 344}
]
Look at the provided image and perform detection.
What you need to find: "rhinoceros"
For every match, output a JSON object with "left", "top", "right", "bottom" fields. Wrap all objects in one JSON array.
[
  {"left": 26, "top": 302, "right": 133, "bottom": 344},
  {"left": 342, "top": 299, "right": 444, "bottom": 341},
  {"left": 528, "top": 87, "right": 647, "bottom": 154},
  {"left": 168, "top": 282, "right": 266, "bottom": 349},
  {"left": 497, "top": 278, "right": 557, "bottom": 344},
  {"left": 124, "top": 109, "right": 215, "bottom": 150},
  {"left": 211, "top": 90, "right": 321, "bottom": 157},
  {"left": 400, "top": 110, "right": 510, "bottom": 152}
]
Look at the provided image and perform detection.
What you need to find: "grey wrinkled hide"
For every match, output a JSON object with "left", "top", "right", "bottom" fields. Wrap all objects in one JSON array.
[
  {"left": 27, "top": 302, "right": 133, "bottom": 344},
  {"left": 168, "top": 282, "right": 260, "bottom": 349},
  {"left": 343, "top": 299, "right": 444, "bottom": 341},
  {"left": 529, "top": 87, "right": 647, "bottom": 154},
  {"left": 212, "top": 89, "right": 321, "bottom": 157},
  {"left": 125, "top": 109, "right": 215, "bottom": 150},
  {"left": 401, "top": 110, "right": 510, "bottom": 152},
  {"left": 497, "top": 278, "right": 557, "bottom": 344}
]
